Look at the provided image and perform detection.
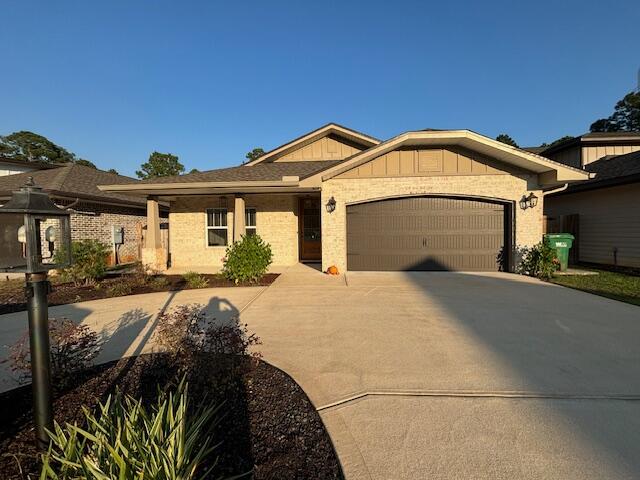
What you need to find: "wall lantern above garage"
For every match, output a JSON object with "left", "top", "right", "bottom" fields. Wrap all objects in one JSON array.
[
  {"left": 519, "top": 192, "right": 538, "bottom": 210},
  {"left": 325, "top": 196, "right": 337, "bottom": 214}
]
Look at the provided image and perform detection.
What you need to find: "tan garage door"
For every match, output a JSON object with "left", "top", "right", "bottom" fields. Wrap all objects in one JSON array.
[{"left": 347, "top": 196, "right": 508, "bottom": 271}]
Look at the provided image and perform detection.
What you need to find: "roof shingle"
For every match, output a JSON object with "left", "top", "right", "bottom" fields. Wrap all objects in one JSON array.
[
  {"left": 134, "top": 160, "right": 343, "bottom": 184},
  {"left": 0, "top": 164, "right": 145, "bottom": 206}
]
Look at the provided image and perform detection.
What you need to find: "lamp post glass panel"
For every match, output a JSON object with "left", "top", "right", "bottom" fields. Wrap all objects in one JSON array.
[{"left": 0, "top": 178, "right": 72, "bottom": 449}]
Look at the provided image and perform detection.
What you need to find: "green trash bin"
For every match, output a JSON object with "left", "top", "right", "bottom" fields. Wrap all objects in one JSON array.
[{"left": 545, "top": 233, "right": 574, "bottom": 272}]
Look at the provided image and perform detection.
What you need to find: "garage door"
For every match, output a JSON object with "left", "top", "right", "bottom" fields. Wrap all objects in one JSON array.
[{"left": 347, "top": 196, "right": 508, "bottom": 271}]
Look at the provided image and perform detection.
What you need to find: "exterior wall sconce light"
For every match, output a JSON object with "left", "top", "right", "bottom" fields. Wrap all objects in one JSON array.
[
  {"left": 519, "top": 192, "right": 538, "bottom": 210},
  {"left": 326, "top": 196, "right": 336, "bottom": 213},
  {"left": 0, "top": 178, "right": 72, "bottom": 450}
]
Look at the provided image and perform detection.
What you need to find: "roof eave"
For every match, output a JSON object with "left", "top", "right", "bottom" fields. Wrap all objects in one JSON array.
[{"left": 98, "top": 179, "right": 308, "bottom": 197}]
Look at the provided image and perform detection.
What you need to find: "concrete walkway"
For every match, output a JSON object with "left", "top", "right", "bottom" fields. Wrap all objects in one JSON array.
[{"left": 0, "top": 286, "right": 265, "bottom": 392}]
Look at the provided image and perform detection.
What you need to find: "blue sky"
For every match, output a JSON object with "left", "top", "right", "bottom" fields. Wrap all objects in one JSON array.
[{"left": 1, "top": 1, "right": 638, "bottom": 176}]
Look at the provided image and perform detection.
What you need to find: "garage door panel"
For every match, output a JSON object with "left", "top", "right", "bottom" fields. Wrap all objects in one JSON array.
[{"left": 347, "top": 196, "right": 507, "bottom": 271}]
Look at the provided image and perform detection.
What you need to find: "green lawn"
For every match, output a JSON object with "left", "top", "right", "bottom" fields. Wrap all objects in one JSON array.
[{"left": 551, "top": 269, "right": 640, "bottom": 306}]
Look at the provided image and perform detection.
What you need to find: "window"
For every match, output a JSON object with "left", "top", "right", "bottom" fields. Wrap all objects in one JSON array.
[
  {"left": 245, "top": 208, "right": 257, "bottom": 236},
  {"left": 206, "top": 208, "right": 227, "bottom": 246}
]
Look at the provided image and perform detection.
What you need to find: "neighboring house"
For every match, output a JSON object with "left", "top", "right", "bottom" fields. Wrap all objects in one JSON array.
[
  {"left": 538, "top": 131, "right": 640, "bottom": 168},
  {"left": 0, "top": 164, "right": 167, "bottom": 265},
  {"left": 99, "top": 123, "right": 589, "bottom": 273},
  {"left": 545, "top": 149, "right": 640, "bottom": 268},
  {"left": 0, "top": 156, "right": 60, "bottom": 176}
]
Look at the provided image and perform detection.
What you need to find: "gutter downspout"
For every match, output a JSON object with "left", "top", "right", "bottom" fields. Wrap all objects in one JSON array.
[{"left": 542, "top": 183, "right": 569, "bottom": 196}]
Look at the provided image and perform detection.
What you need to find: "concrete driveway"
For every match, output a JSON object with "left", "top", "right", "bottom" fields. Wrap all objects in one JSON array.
[
  {"left": 240, "top": 267, "right": 640, "bottom": 480},
  {"left": 1, "top": 267, "right": 639, "bottom": 478}
]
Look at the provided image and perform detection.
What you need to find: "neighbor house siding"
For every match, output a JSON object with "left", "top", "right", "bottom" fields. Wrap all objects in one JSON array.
[
  {"left": 275, "top": 135, "right": 363, "bottom": 162},
  {"left": 169, "top": 194, "right": 299, "bottom": 270},
  {"left": 0, "top": 162, "right": 37, "bottom": 177},
  {"left": 582, "top": 145, "right": 640, "bottom": 166},
  {"left": 545, "top": 147, "right": 582, "bottom": 169},
  {"left": 544, "top": 183, "right": 640, "bottom": 268},
  {"left": 321, "top": 174, "right": 542, "bottom": 273}
]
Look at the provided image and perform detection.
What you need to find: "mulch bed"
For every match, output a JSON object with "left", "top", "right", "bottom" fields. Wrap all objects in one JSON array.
[
  {"left": 0, "top": 273, "right": 279, "bottom": 315},
  {"left": 0, "top": 354, "right": 343, "bottom": 480}
]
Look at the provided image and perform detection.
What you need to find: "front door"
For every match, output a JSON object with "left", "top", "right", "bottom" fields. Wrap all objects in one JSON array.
[{"left": 299, "top": 197, "right": 322, "bottom": 261}]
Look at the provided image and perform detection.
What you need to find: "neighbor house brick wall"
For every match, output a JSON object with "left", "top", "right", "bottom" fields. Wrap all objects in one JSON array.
[
  {"left": 320, "top": 174, "right": 543, "bottom": 272},
  {"left": 56, "top": 199, "right": 150, "bottom": 264},
  {"left": 169, "top": 194, "right": 299, "bottom": 270}
]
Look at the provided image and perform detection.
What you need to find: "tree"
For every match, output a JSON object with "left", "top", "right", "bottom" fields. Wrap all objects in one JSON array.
[
  {"left": 590, "top": 91, "right": 640, "bottom": 132},
  {"left": 75, "top": 159, "right": 97, "bottom": 169},
  {"left": 540, "top": 135, "right": 574, "bottom": 149},
  {"left": 495, "top": 134, "right": 519, "bottom": 148},
  {"left": 188, "top": 168, "right": 200, "bottom": 174},
  {"left": 107, "top": 168, "right": 119, "bottom": 175},
  {"left": 136, "top": 152, "right": 184, "bottom": 179},
  {"left": 245, "top": 147, "right": 265, "bottom": 163},
  {"left": 0, "top": 131, "right": 76, "bottom": 163}
]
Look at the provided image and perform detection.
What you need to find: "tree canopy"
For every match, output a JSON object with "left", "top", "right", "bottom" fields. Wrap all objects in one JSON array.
[
  {"left": 0, "top": 131, "right": 98, "bottom": 169},
  {"left": 495, "top": 134, "right": 519, "bottom": 148},
  {"left": 590, "top": 91, "right": 640, "bottom": 132},
  {"left": 245, "top": 147, "right": 265, "bottom": 163},
  {"left": 136, "top": 152, "right": 184, "bottom": 179},
  {"left": 1, "top": 131, "right": 77, "bottom": 164},
  {"left": 540, "top": 135, "right": 574, "bottom": 149}
]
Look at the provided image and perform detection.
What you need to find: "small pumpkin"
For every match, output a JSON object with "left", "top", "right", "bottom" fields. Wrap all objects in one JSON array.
[{"left": 326, "top": 265, "right": 339, "bottom": 275}]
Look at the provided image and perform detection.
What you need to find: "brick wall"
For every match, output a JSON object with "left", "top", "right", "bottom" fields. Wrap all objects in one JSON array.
[
  {"left": 169, "top": 194, "right": 299, "bottom": 270},
  {"left": 321, "top": 174, "right": 544, "bottom": 272},
  {"left": 57, "top": 199, "right": 151, "bottom": 264}
]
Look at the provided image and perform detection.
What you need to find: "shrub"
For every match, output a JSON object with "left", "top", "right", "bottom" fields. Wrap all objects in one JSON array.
[
  {"left": 518, "top": 239, "right": 559, "bottom": 280},
  {"left": 154, "top": 304, "right": 262, "bottom": 373},
  {"left": 54, "top": 239, "right": 110, "bottom": 286},
  {"left": 40, "top": 380, "right": 226, "bottom": 480},
  {"left": 222, "top": 234, "right": 272, "bottom": 284},
  {"left": 148, "top": 275, "right": 169, "bottom": 290},
  {"left": 182, "top": 271, "right": 209, "bottom": 289},
  {"left": 107, "top": 281, "right": 133, "bottom": 297},
  {"left": 6, "top": 318, "right": 101, "bottom": 385}
]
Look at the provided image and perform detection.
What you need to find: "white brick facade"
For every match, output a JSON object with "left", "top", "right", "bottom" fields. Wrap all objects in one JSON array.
[
  {"left": 320, "top": 174, "right": 544, "bottom": 272},
  {"left": 169, "top": 194, "right": 299, "bottom": 270}
]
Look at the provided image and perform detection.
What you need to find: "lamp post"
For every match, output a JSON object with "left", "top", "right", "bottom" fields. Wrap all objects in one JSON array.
[{"left": 0, "top": 178, "right": 72, "bottom": 450}]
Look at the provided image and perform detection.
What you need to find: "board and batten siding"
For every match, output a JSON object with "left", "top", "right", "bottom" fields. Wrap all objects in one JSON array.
[
  {"left": 545, "top": 147, "right": 582, "bottom": 169},
  {"left": 336, "top": 147, "right": 516, "bottom": 179},
  {"left": 582, "top": 145, "right": 640, "bottom": 166},
  {"left": 275, "top": 135, "right": 363, "bottom": 162},
  {"left": 544, "top": 183, "right": 640, "bottom": 268}
]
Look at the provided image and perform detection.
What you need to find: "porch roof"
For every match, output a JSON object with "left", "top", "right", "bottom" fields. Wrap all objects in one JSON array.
[{"left": 99, "top": 161, "right": 337, "bottom": 196}]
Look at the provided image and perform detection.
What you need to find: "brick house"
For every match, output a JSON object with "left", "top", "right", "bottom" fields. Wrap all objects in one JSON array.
[
  {"left": 0, "top": 164, "right": 168, "bottom": 265},
  {"left": 100, "top": 124, "right": 589, "bottom": 273}
]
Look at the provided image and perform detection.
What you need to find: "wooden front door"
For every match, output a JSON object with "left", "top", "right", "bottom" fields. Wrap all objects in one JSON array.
[{"left": 299, "top": 197, "right": 322, "bottom": 261}]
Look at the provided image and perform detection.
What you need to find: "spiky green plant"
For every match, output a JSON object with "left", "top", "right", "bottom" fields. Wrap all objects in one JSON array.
[
  {"left": 39, "top": 380, "right": 236, "bottom": 480},
  {"left": 182, "top": 271, "right": 210, "bottom": 289}
]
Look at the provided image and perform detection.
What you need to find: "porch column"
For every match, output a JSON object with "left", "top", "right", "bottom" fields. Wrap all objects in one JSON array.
[
  {"left": 141, "top": 195, "right": 167, "bottom": 271},
  {"left": 146, "top": 196, "right": 162, "bottom": 249},
  {"left": 233, "top": 195, "right": 245, "bottom": 242}
]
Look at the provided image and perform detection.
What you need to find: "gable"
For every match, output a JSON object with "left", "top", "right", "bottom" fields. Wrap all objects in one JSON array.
[
  {"left": 245, "top": 123, "right": 379, "bottom": 165},
  {"left": 335, "top": 146, "right": 516, "bottom": 179},
  {"left": 275, "top": 134, "right": 364, "bottom": 162}
]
